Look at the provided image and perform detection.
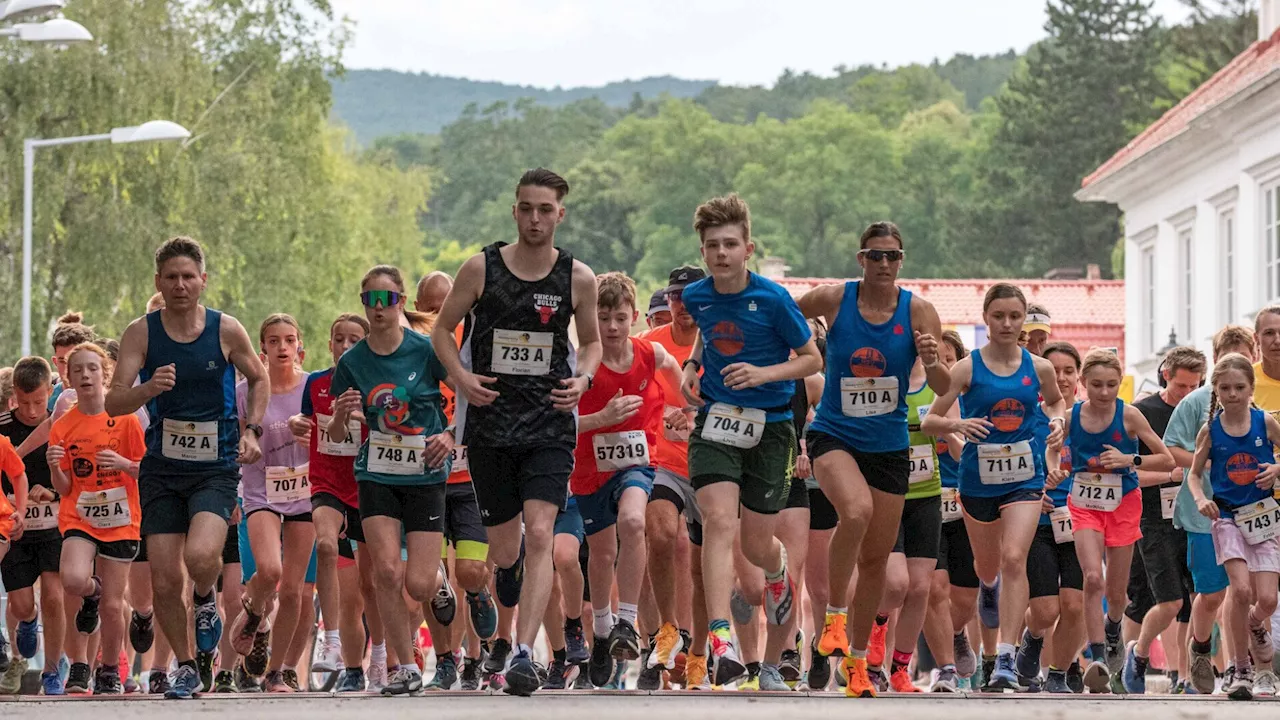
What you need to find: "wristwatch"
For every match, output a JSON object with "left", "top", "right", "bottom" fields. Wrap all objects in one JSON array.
[
  {"left": 1132, "top": 454, "right": 1143, "bottom": 468},
  {"left": 245, "top": 423, "right": 264, "bottom": 439}
]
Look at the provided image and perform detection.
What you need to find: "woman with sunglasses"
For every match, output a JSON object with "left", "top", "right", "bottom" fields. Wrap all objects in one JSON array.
[
  {"left": 327, "top": 265, "right": 454, "bottom": 695},
  {"left": 798, "top": 221, "right": 949, "bottom": 697}
]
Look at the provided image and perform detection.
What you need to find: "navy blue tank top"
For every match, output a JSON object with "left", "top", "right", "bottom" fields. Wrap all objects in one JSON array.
[
  {"left": 1068, "top": 400, "right": 1139, "bottom": 498},
  {"left": 1208, "top": 408, "right": 1275, "bottom": 511},
  {"left": 959, "top": 348, "right": 1047, "bottom": 498}
]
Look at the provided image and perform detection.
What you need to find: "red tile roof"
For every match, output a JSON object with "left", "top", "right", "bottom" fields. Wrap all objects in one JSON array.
[{"left": 1082, "top": 27, "right": 1280, "bottom": 189}]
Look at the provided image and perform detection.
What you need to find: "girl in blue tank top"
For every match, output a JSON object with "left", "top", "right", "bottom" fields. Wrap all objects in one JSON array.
[
  {"left": 921, "top": 283, "right": 1066, "bottom": 690},
  {"left": 1188, "top": 353, "right": 1280, "bottom": 697}
]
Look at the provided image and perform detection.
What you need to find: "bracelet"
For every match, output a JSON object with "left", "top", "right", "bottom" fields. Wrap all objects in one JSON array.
[{"left": 682, "top": 358, "right": 702, "bottom": 372}]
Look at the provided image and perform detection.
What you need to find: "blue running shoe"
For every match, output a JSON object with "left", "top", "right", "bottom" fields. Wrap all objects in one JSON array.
[
  {"left": 194, "top": 596, "right": 222, "bottom": 655},
  {"left": 15, "top": 618, "right": 38, "bottom": 659},
  {"left": 503, "top": 648, "right": 541, "bottom": 697},
  {"left": 978, "top": 577, "right": 1000, "bottom": 629},
  {"left": 495, "top": 542, "right": 525, "bottom": 609},
  {"left": 1015, "top": 628, "right": 1043, "bottom": 681},
  {"left": 987, "top": 653, "right": 1021, "bottom": 692},
  {"left": 41, "top": 670, "right": 64, "bottom": 696},
  {"left": 165, "top": 663, "right": 202, "bottom": 699},
  {"left": 466, "top": 589, "right": 498, "bottom": 640},
  {"left": 1122, "top": 642, "right": 1147, "bottom": 695}
]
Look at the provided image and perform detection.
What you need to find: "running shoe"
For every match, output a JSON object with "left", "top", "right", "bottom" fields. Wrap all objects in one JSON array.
[
  {"left": 147, "top": 669, "right": 170, "bottom": 695},
  {"left": 817, "top": 611, "right": 848, "bottom": 658},
  {"left": 1254, "top": 669, "right": 1277, "bottom": 698},
  {"left": 503, "top": 648, "right": 541, "bottom": 696},
  {"left": 636, "top": 662, "right": 662, "bottom": 691},
  {"left": 41, "top": 669, "right": 64, "bottom": 696},
  {"left": 0, "top": 635, "right": 9, "bottom": 674},
  {"left": 282, "top": 668, "right": 300, "bottom": 691},
  {"left": 460, "top": 657, "right": 483, "bottom": 691},
  {"left": 1083, "top": 659, "right": 1110, "bottom": 693},
  {"left": 65, "top": 662, "right": 92, "bottom": 694},
  {"left": 977, "top": 656, "right": 993, "bottom": 691},
  {"left": 605, "top": 659, "right": 628, "bottom": 689},
  {"left": 466, "top": 589, "right": 498, "bottom": 641},
  {"left": 544, "top": 658, "right": 572, "bottom": 690},
  {"left": 762, "top": 554, "right": 794, "bottom": 626},
  {"left": 165, "top": 663, "right": 202, "bottom": 699},
  {"left": 1251, "top": 621, "right": 1275, "bottom": 665},
  {"left": 230, "top": 599, "right": 266, "bottom": 657},
  {"left": 1104, "top": 618, "right": 1124, "bottom": 675},
  {"left": 759, "top": 663, "right": 790, "bottom": 691},
  {"left": 312, "top": 634, "right": 343, "bottom": 673},
  {"left": 649, "top": 622, "right": 684, "bottom": 669},
  {"left": 1015, "top": 628, "right": 1043, "bottom": 680},
  {"left": 335, "top": 667, "right": 366, "bottom": 693},
  {"left": 494, "top": 542, "right": 525, "bottom": 608},
  {"left": 987, "top": 653, "right": 1020, "bottom": 692},
  {"left": 264, "top": 670, "right": 292, "bottom": 693},
  {"left": 565, "top": 621, "right": 589, "bottom": 665},
  {"left": 685, "top": 654, "right": 710, "bottom": 690},
  {"left": 235, "top": 663, "right": 261, "bottom": 693},
  {"left": 1189, "top": 644, "right": 1216, "bottom": 695},
  {"left": 589, "top": 635, "right": 615, "bottom": 686},
  {"left": 94, "top": 663, "right": 124, "bottom": 695},
  {"left": 1, "top": 658, "right": 27, "bottom": 695},
  {"left": 978, "top": 577, "right": 1000, "bottom": 629},
  {"left": 1066, "top": 660, "right": 1084, "bottom": 694},
  {"left": 382, "top": 666, "right": 423, "bottom": 696},
  {"left": 130, "top": 610, "right": 155, "bottom": 654},
  {"left": 245, "top": 627, "right": 271, "bottom": 677},
  {"left": 1044, "top": 669, "right": 1072, "bottom": 694},
  {"left": 15, "top": 617, "right": 38, "bottom": 659},
  {"left": 430, "top": 565, "right": 458, "bottom": 626},
  {"left": 413, "top": 643, "right": 426, "bottom": 673},
  {"left": 779, "top": 648, "right": 803, "bottom": 684},
  {"left": 890, "top": 665, "right": 921, "bottom": 693},
  {"left": 729, "top": 587, "right": 754, "bottom": 625},
  {"left": 867, "top": 620, "right": 889, "bottom": 668},
  {"left": 739, "top": 664, "right": 760, "bottom": 691},
  {"left": 842, "top": 656, "right": 876, "bottom": 698},
  {"left": 1122, "top": 642, "right": 1146, "bottom": 695},
  {"left": 868, "top": 665, "right": 888, "bottom": 694},
  {"left": 608, "top": 618, "right": 642, "bottom": 661},
  {"left": 425, "top": 652, "right": 459, "bottom": 690},
  {"left": 194, "top": 594, "right": 222, "bottom": 655},
  {"left": 932, "top": 666, "right": 958, "bottom": 693},
  {"left": 196, "top": 650, "right": 216, "bottom": 694},
  {"left": 485, "top": 638, "right": 512, "bottom": 675},
  {"left": 711, "top": 638, "right": 746, "bottom": 686},
  {"left": 953, "top": 631, "right": 977, "bottom": 678},
  {"left": 808, "top": 638, "right": 832, "bottom": 691},
  {"left": 213, "top": 670, "right": 238, "bottom": 693},
  {"left": 75, "top": 578, "right": 102, "bottom": 635},
  {"left": 1229, "top": 666, "right": 1254, "bottom": 700}
]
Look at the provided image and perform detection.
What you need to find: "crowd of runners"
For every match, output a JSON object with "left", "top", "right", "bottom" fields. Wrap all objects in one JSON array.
[{"left": 0, "top": 167, "right": 1278, "bottom": 701}]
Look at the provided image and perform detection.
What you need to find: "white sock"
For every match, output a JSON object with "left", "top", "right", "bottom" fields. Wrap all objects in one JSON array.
[
  {"left": 617, "top": 602, "right": 638, "bottom": 626},
  {"left": 592, "top": 606, "right": 614, "bottom": 637},
  {"left": 371, "top": 642, "right": 387, "bottom": 665},
  {"left": 997, "top": 643, "right": 1015, "bottom": 658},
  {"left": 325, "top": 629, "right": 340, "bottom": 643},
  {"left": 826, "top": 605, "right": 847, "bottom": 615}
]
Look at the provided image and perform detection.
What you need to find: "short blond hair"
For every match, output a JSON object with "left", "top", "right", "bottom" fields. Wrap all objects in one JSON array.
[
  {"left": 1081, "top": 348, "right": 1122, "bottom": 378},
  {"left": 693, "top": 193, "right": 751, "bottom": 242},
  {"left": 597, "top": 272, "right": 638, "bottom": 313},
  {"left": 1213, "top": 324, "right": 1254, "bottom": 360}
]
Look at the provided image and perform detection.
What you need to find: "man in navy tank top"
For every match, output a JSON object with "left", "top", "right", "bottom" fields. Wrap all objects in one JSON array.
[
  {"left": 107, "top": 236, "right": 269, "bottom": 699},
  {"left": 432, "top": 168, "right": 602, "bottom": 696}
]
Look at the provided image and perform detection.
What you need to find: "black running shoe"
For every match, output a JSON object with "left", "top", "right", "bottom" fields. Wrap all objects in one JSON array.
[
  {"left": 494, "top": 543, "right": 525, "bottom": 608},
  {"left": 589, "top": 635, "right": 614, "bottom": 687},
  {"left": 196, "top": 650, "right": 216, "bottom": 694},
  {"left": 503, "top": 650, "right": 541, "bottom": 697},
  {"left": 93, "top": 664, "right": 124, "bottom": 695},
  {"left": 213, "top": 670, "right": 238, "bottom": 693},
  {"left": 74, "top": 578, "right": 102, "bottom": 635},
  {"left": 130, "top": 611, "right": 155, "bottom": 654},
  {"left": 608, "top": 619, "right": 641, "bottom": 661},
  {"left": 460, "top": 655, "right": 483, "bottom": 691},
  {"left": 484, "top": 638, "right": 512, "bottom": 675}
]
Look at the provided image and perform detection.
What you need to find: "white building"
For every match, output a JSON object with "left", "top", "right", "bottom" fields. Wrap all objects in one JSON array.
[{"left": 1077, "top": 0, "right": 1280, "bottom": 377}]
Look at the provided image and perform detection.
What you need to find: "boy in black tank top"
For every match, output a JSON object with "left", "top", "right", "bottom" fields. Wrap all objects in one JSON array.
[{"left": 432, "top": 168, "right": 602, "bottom": 696}]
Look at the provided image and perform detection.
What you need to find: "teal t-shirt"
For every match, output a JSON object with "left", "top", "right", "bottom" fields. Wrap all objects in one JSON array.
[
  {"left": 330, "top": 329, "right": 450, "bottom": 486},
  {"left": 1163, "top": 385, "right": 1213, "bottom": 534}
]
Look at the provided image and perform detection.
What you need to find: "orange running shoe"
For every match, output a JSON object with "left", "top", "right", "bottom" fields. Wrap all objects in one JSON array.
[
  {"left": 867, "top": 621, "right": 889, "bottom": 668},
  {"left": 684, "top": 654, "right": 710, "bottom": 690},
  {"left": 890, "top": 666, "right": 921, "bottom": 693},
  {"left": 842, "top": 656, "right": 877, "bottom": 698},
  {"left": 817, "top": 611, "right": 848, "bottom": 658}
]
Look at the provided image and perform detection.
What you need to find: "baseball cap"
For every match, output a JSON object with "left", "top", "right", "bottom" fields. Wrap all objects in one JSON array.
[
  {"left": 1025, "top": 312, "right": 1051, "bottom": 335},
  {"left": 647, "top": 289, "right": 670, "bottom": 318},
  {"left": 663, "top": 265, "right": 707, "bottom": 295}
]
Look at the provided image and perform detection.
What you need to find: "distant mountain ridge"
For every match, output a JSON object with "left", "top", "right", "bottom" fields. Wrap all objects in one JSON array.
[{"left": 330, "top": 69, "right": 715, "bottom": 142}]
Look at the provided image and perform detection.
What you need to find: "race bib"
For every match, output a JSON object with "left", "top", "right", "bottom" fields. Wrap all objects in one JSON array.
[
  {"left": 316, "top": 414, "right": 360, "bottom": 457},
  {"left": 367, "top": 431, "right": 426, "bottom": 476},
  {"left": 76, "top": 487, "right": 131, "bottom": 530},
  {"left": 840, "top": 377, "right": 899, "bottom": 418},
  {"left": 908, "top": 444, "right": 935, "bottom": 484},
  {"left": 1050, "top": 505, "right": 1074, "bottom": 544},
  {"left": 15, "top": 497, "right": 58, "bottom": 531},
  {"left": 1071, "top": 473, "right": 1123, "bottom": 512},
  {"left": 450, "top": 445, "right": 469, "bottom": 474},
  {"left": 1235, "top": 498, "right": 1280, "bottom": 545},
  {"left": 940, "top": 487, "right": 961, "bottom": 523},
  {"left": 593, "top": 430, "right": 650, "bottom": 472},
  {"left": 491, "top": 329, "right": 553, "bottom": 376},
  {"left": 161, "top": 418, "right": 218, "bottom": 462},
  {"left": 701, "top": 404, "right": 766, "bottom": 449},
  {"left": 266, "top": 463, "right": 310, "bottom": 505},
  {"left": 1160, "top": 485, "right": 1178, "bottom": 521},
  {"left": 977, "top": 441, "right": 1035, "bottom": 486},
  {"left": 663, "top": 405, "right": 691, "bottom": 443}
]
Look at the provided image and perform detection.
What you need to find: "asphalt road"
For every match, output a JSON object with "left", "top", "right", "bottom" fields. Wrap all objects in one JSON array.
[{"left": 3, "top": 691, "right": 1279, "bottom": 719}]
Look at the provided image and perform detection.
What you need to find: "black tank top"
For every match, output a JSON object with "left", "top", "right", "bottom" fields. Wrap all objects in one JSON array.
[
  {"left": 790, "top": 376, "right": 809, "bottom": 438},
  {"left": 460, "top": 242, "right": 576, "bottom": 447}
]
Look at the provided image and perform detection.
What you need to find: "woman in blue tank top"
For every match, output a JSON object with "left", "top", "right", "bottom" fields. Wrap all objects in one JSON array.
[
  {"left": 922, "top": 283, "right": 1066, "bottom": 691},
  {"left": 797, "top": 222, "right": 949, "bottom": 696},
  {"left": 1188, "top": 354, "right": 1280, "bottom": 699},
  {"left": 1051, "top": 349, "right": 1172, "bottom": 691}
]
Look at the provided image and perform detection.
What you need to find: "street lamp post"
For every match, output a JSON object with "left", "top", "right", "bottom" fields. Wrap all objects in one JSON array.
[{"left": 20, "top": 120, "right": 191, "bottom": 355}]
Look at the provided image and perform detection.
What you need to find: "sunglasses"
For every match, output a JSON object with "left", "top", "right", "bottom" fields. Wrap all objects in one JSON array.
[
  {"left": 360, "top": 290, "right": 403, "bottom": 308},
  {"left": 666, "top": 289, "right": 683, "bottom": 302},
  {"left": 859, "top": 249, "right": 904, "bottom": 263}
]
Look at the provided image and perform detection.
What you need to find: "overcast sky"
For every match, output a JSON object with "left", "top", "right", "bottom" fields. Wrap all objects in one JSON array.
[{"left": 329, "top": 0, "right": 1195, "bottom": 88}]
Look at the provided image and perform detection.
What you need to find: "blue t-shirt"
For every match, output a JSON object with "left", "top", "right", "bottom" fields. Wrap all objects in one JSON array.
[
  {"left": 1164, "top": 385, "right": 1213, "bottom": 534},
  {"left": 330, "top": 329, "right": 450, "bottom": 486},
  {"left": 683, "top": 272, "right": 812, "bottom": 423}
]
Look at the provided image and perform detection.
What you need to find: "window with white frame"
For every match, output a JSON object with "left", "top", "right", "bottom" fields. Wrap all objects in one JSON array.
[
  {"left": 1269, "top": 184, "right": 1280, "bottom": 303},
  {"left": 1221, "top": 210, "right": 1236, "bottom": 324},
  {"left": 1142, "top": 245, "right": 1156, "bottom": 355},
  {"left": 1179, "top": 227, "right": 1193, "bottom": 343}
]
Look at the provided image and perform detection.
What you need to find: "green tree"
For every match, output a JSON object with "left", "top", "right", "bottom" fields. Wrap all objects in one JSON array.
[{"left": 848, "top": 66, "right": 967, "bottom": 128}]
